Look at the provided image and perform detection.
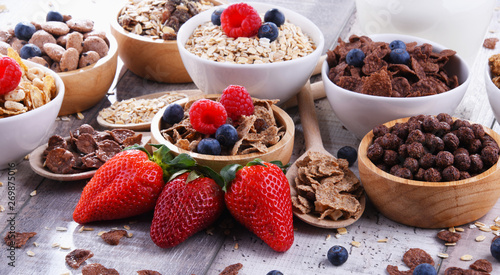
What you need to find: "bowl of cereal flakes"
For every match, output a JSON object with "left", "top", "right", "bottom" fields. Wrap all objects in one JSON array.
[
  {"left": 358, "top": 114, "right": 500, "bottom": 228},
  {"left": 322, "top": 34, "right": 470, "bottom": 139},
  {"left": 485, "top": 53, "right": 500, "bottom": 122},
  {"left": 0, "top": 50, "right": 65, "bottom": 170},
  {"left": 176, "top": 2, "right": 325, "bottom": 104},
  {"left": 110, "top": 0, "right": 222, "bottom": 83},
  {"left": 150, "top": 92, "right": 295, "bottom": 172}
]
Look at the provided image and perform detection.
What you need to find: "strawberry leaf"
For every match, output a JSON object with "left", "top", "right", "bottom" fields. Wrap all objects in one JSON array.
[
  {"left": 246, "top": 158, "right": 268, "bottom": 167},
  {"left": 269, "top": 160, "right": 290, "bottom": 174},
  {"left": 194, "top": 165, "right": 225, "bottom": 189},
  {"left": 220, "top": 163, "right": 243, "bottom": 192}
]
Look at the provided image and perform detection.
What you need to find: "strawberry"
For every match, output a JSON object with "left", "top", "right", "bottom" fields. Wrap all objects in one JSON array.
[
  {"left": 73, "top": 145, "right": 194, "bottom": 224},
  {"left": 221, "top": 159, "right": 294, "bottom": 252},
  {"left": 150, "top": 170, "right": 224, "bottom": 248}
]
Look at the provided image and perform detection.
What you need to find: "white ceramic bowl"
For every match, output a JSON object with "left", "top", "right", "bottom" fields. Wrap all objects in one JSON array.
[
  {"left": 0, "top": 60, "right": 65, "bottom": 170},
  {"left": 177, "top": 2, "right": 325, "bottom": 104},
  {"left": 322, "top": 33, "right": 470, "bottom": 139},
  {"left": 485, "top": 58, "right": 500, "bottom": 122}
]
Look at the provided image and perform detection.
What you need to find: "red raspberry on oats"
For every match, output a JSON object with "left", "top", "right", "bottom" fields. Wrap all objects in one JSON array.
[
  {"left": 221, "top": 3, "right": 262, "bottom": 38},
  {"left": 0, "top": 56, "right": 22, "bottom": 95},
  {"left": 220, "top": 85, "right": 254, "bottom": 121},
  {"left": 189, "top": 99, "right": 227, "bottom": 135}
]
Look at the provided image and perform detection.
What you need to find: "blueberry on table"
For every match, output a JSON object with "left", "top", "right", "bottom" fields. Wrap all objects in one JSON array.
[
  {"left": 258, "top": 22, "right": 279, "bottom": 42},
  {"left": 390, "top": 48, "right": 410, "bottom": 65},
  {"left": 412, "top": 263, "right": 437, "bottom": 275},
  {"left": 211, "top": 8, "right": 224, "bottom": 26},
  {"left": 389, "top": 39, "right": 406, "bottom": 50},
  {"left": 492, "top": 237, "right": 500, "bottom": 262},
  {"left": 46, "top": 11, "right": 64, "bottom": 22},
  {"left": 266, "top": 270, "right": 284, "bottom": 275},
  {"left": 337, "top": 146, "right": 357, "bottom": 166},
  {"left": 327, "top": 245, "right": 348, "bottom": 266},
  {"left": 346, "top": 48, "right": 365, "bottom": 67},
  {"left": 14, "top": 22, "right": 36, "bottom": 41},
  {"left": 215, "top": 124, "right": 238, "bottom": 147},
  {"left": 162, "top": 103, "right": 184, "bottom": 125},
  {"left": 20, "top": 44, "right": 42, "bottom": 59},
  {"left": 197, "top": 138, "right": 221, "bottom": 155},
  {"left": 264, "top": 8, "right": 285, "bottom": 27}
]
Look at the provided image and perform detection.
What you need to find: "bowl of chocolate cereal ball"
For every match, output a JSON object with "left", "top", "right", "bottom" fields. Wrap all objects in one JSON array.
[
  {"left": 0, "top": 54, "right": 65, "bottom": 170},
  {"left": 485, "top": 53, "right": 500, "bottom": 123},
  {"left": 150, "top": 86, "right": 295, "bottom": 172},
  {"left": 110, "top": 0, "right": 223, "bottom": 83},
  {"left": 357, "top": 114, "right": 500, "bottom": 228},
  {"left": 176, "top": 2, "right": 325, "bottom": 104},
  {"left": 322, "top": 34, "right": 470, "bottom": 139}
]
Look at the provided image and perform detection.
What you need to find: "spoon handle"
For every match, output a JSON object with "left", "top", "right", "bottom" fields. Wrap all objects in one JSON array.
[{"left": 297, "top": 81, "right": 324, "bottom": 151}]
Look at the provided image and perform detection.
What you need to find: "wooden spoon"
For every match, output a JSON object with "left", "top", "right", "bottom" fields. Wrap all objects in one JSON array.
[{"left": 286, "top": 81, "right": 366, "bottom": 228}]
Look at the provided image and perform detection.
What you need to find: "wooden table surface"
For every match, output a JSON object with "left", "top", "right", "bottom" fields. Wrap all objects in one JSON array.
[{"left": 1, "top": 0, "right": 500, "bottom": 274}]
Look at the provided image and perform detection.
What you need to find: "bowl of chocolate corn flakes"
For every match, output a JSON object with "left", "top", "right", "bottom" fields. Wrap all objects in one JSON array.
[
  {"left": 322, "top": 34, "right": 470, "bottom": 139},
  {"left": 357, "top": 114, "right": 500, "bottom": 228},
  {"left": 0, "top": 51, "right": 65, "bottom": 170}
]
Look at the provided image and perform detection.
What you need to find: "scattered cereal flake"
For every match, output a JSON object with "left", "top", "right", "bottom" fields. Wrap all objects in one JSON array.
[
  {"left": 0, "top": 181, "right": 3, "bottom": 186},
  {"left": 351, "top": 241, "right": 361, "bottom": 247},
  {"left": 51, "top": 243, "right": 60, "bottom": 248},
  {"left": 78, "top": 226, "right": 84, "bottom": 233},
  {"left": 127, "top": 232, "right": 133, "bottom": 238},
  {"left": 27, "top": 250, "right": 35, "bottom": 257},
  {"left": 97, "top": 231, "right": 106, "bottom": 236},
  {"left": 325, "top": 234, "right": 331, "bottom": 241},
  {"left": 111, "top": 227, "right": 119, "bottom": 230},
  {"left": 475, "top": 235, "right": 486, "bottom": 242},
  {"left": 234, "top": 243, "right": 239, "bottom": 250},
  {"left": 0, "top": 205, "right": 4, "bottom": 212},
  {"left": 45, "top": 227, "right": 50, "bottom": 230},
  {"left": 455, "top": 227, "right": 465, "bottom": 232},
  {"left": 24, "top": 154, "right": 30, "bottom": 160},
  {"left": 377, "top": 238, "right": 388, "bottom": 243},
  {"left": 445, "top": 242, "right": 456, "bottom": 246},
  {"left": 479, "top": 226, "right": 492, "bottom": 232},
  {"left": 460, "top": 255, "right": 473, "bottom": 261},
  {"left": 60, "top": 244, "right": 71, "bottom": 250},
  {"left": 33, "top": 242, "right": 39, "bottom": 247},
  {"left": 60, "top": 272, "right": 70, "bottom": 275},
  {"left": 60, "top": 116, "right": 71, "bottom": 121},
  {"left": 337, "top": 228, "right": 348, "bottom": 235},
  {"left": 438, "top": 253, "right": 449, "bottom": 259},
  {"left": 469, "top": 224, "right": 478, "bottom": 229},
  {"left": 448, "top": 227, "right": 456, "bottom": 233},
  {"left": 491, "top": 225, "right": 500, "bottom": 231},
  {"left": 0, "top": 5, "right": 7, "bottom": 12},
  {"left": 495, "top": 216, "right": 500, "bottom": 223},
  {"left": 56, "top": 227, "right": 67, "bottom": 231},
  {"left": 76, "top": 112, "right": 84, "bottom": 120},
  {"left": 30, "top": 190, "right": 37, "bottom": 197},
  {"left": 475, "top": 221, "right": 487, "bottom": 228},
  {"left": 124, "top": 225, "right": 130, "bottom": 230},
  {"left": 335, "top": 233, "right": 341, "bottom": 239},
  {"left": 493, "top": 231, "right": 500, "bottom": 237}
]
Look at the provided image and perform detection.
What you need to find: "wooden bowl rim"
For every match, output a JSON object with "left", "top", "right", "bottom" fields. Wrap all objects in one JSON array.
[
  {"left": 150, "top": 94, "right": 295, "bottom": 161},
  {"left": 110, "top": 0, "right": 223, "bottom": 45},
  {"left": 358, "top": 116, "right": 500, "bottom": 187},
  {"left": 57, "top": 34, "right": 118, "bottom": 77}
]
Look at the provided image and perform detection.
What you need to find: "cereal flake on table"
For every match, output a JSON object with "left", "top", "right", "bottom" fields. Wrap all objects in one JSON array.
[{"left": 185, "top": 20, "right": 316, "bottom": 64}]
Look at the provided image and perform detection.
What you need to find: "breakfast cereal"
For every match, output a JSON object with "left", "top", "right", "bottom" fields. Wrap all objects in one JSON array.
[
  {"left": 65, "top": 249, "right": 94, "bottom": 269},
  {"left": 101, "top": 230, "right": 128, "bottom": 245},
  {"left": 4, "top": 231, "right": 37, "bottom": 248}
]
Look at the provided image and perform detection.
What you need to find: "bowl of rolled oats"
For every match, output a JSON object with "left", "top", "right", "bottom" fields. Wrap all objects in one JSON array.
[
  {"left": 111, "top": 0, "right": 222, "bottom": 83},
  {"left": 322, "top": 34, "right": 470, "bottom": 140},
  {"left": 176, "top": 2, "right": 324, "bottom": 104},
  {"left": 0, "top": 51, "right": 65, "bottom": 170},
  {"left": 358, "top": 114, "right": 500, "bottom": 228},
  {"left": 150, "top": 94, "right": 295, "bottom": 172}
]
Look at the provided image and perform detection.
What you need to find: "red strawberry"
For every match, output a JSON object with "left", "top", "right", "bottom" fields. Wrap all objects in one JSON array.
[
  {"left": 222, "top": 159, "right": 294, "bottom": 252},
  {"left": 150, "top": 171, "right": 224, "bottom": 248}
]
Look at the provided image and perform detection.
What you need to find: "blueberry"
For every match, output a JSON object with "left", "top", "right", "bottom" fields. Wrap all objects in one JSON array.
[
  {"left": 264, "top": 8, "right": 285, "bottom": 27},
  {"left": 197, "top": 138, "right": 221, "bottom": 155},
  {"left": 389, "top": 40, "right": 406, "bottom": 50},
  {"left": 337, "top": 146, "right": 357, "bottom": 167},
  {"left": 211, "top": 8, "right": 224, "bottom": 26},
  {"left": 327, "top": 245, "right": 348, "bottom": 266},
  {"left": 20, "top": 44, "right": 42, "bottom": 59},
  {"left": 346, "top": 48, "right": 365, "bottom": 67},
  {"left": 266, "top": 271, "right": 283, "bottom": 275},
  {"left": 258, "top": 22, "right": 279, "bottom": 42},
  {"left": 492, "top": 238, "right": 500, "bottom": 262},
  {"left": 390, "top": 48, "right": 410, "bottom": 64},
  {"left": 14, "top": 22, "right": 36, "bottom": 41},
  {"left": 413, "top": 263, "right": 436, "bottom": 275},
  {"left": 46, "top": 11, "right": 64, "bottom": 22},
  {"left": 215, "top": 124, "right": 238, "bottom": 147},
  {"left": 162, "top": 103, "right": 184, "bottom": 125}
]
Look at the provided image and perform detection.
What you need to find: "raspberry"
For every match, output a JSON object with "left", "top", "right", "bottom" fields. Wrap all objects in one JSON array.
[
  {"left": 189, "top": 99, "right": 227, "bottom": 135},
  {"left": 221, "top": 3, "right": 262, "bottom": 38},
  {"left": 0, "top": 57, "right": 22, "bottom": 95},
  {"left": 219, "top": 85, "right": 254, "bottom": 121}
]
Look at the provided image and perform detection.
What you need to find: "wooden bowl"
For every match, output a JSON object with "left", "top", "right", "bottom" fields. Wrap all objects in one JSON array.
[
  {"left": 58, "top": 35, "right": 118, "bottom": 116},
  {"left": 110, "top": 0, "right": 222, "bottom": 83},
  {"left": 150, "top": 95, "right": 295, "bottom": 172},
  {"left": 358, "top": 117, "right": 500, "bottom": 228}
]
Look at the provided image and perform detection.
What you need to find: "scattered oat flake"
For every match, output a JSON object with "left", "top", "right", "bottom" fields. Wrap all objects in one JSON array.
[
  {"left": 45, "top": 227, "right": 50, "bottom": 230},
  {"left": 377, "top": 238, "right": 388, "bottom": 243},
  {"left": 445, "top": 242, "right": 456, "bottom": 246},
  {"left": 438, "top": 253, "right": 449, "bottom": 259},
  {"left": 60, "top": 272, "right": 70, "bottom": 275},
  {"left": 470, "top": 224, "right": 477, "bottom": 229},
  {"left": 449, "top": 227, "right": 456, "bottom": 233},
  {"left": 52, "top": 243, "right": 60, "bottom": 248},
  {"left": 61, "top": 116, "right": 70, "bottom": 121},
  {"left": 460, "top": 255, "right": 473, "bottom": 261},
  {"left": 97, "top": 231, "right": 106, "bottom": 236},
  {"left": 475, "top": 222, "right": 487, "bottom": 227},
  {"left": 27, "top": 250, "right": 35, "bottom": 257},
  {"left": 234, "top": 243, "right": 239, "bottom": 250},
  {"left": 30, "top": 190, "right": 36, "bottom": 196},
  {"left": 491, "top": 225, "right": 499, "bottom": 231},
  {"left": 0, "top": 205, "right": 5, "bottom": 212},
  {"left": 60, "top": 244, "right": 71, "bottom": 250},
  {"left": 476, "top": 235, "right": 486, "bottom": 242},
  {"left": 78, "top": 226, "right": 84, "bottom": 233},
  {"left": 0, "top": 181, "right": 3, "bottom": 186},
  {"left": 455, "top": 227, "right": 464, "bottom": 232},
  {"left": 337, "top": 228, "right": 348, "bottom": 235},
  {"left": 24, "top": 154, "right": 30, "bottom": 160},
  {"left": 0, "top": 5, "right": 7, "bottom": 12},
  {"left": 479, "top": 226, "right": 492, "bottom": 232},
  {"left": 351, "top": 241, "right": 361, "bottom": 247},
  {"left": 124, "top": 225, "right": 130, "bottom": 230},
  {"left": 325, "top": 234, "right": 331, "bottom": 241},
  {"left": 33, "top": 242, "right": 39, "bottom": 247},
  {"left": 127, "top": 232, "right": 133, "bottom": 238},
  {"left": 56, "top": 227, "right": 67, "bottom": 231},
  {"left": 76, "top": 112, "right": 84, "bottom": 120}
]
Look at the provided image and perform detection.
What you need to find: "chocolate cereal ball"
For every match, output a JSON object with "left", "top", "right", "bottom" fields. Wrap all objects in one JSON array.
[
  {"left": 394, "top": 167, "right": 413, "bottom": 179},
  {"left": 452, "top": 119, "right": 471, "bottom": 131},
  {"left": 456, "top": 126, "right": 475, "bottom": 145},
  {"left": 468, "top": 139, "right": 482, "bottom": 154},
  {"left": 379, "top": 133, "right": 401, "bottom": 150},
  {"left": 436, "top": 151, "right": 454, "bottom": 168},
  {"left": 367, "top": 143, "right": 384, "bottom": 162},
  {"left": 422, "top": 115, "right": 440, "bottom": 132},
  {"left": 459, "top": 171, "right": 471, "bottom": 180},
  {"left": 407, "top": 130, "right": 425, "bottom": 144},
  {"left": 373, "top": 124, "right": 389, "bottom": 138},
  {"left": 414, "top": 168, "right": 425, "bottom": 181},
  {"left": 391, "top": 122, "right": 409, "bottom": 140},
  {"left": 407, "top": 142, "right": 425, "bottom": 159},
  {"left": 426, "top": 135, "right": 444, "bottom": 153},
  {"left": 481, "top": 146, "right": 500, "bottom": 166},
  {"left": 398, "top": 143, "right": 409, "bottom": 159},
  {"left": 424, "top": 168, "right": 442, "bottom": 182},
  {"left": 383, "top": 150, "right": 399, "bottom": 166},
  {"left": 442, "top": 166, "right": 460, "bottom": 181},
  {"left": 437, "top": 113, "right": 453, "bottom": 125},
  {"left": 471, "top": 124, "right": 485, "bottom": 139},
  {"left": 443, "top": 133, "right": 460, "bottom": 152},
  {"left": 454, "top": 153, "right": 471, "bottom": 171},
  {"left": 469, "top": 154, "right": 484, "bottom": 173},
  {"left": 403, "top": 157, "right": 419, "bottom": 173},
  {"left": 419, "top": 153, "right": 436, "bottom": 169},
  {"left": 453, "top": 148, "right": 469, "bottom": 156}
]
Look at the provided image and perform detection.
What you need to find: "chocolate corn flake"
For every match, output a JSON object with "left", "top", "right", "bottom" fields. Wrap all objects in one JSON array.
[
  {"left": 101, "top": 229, "right": 128, "bottom": 245},
  {"left": 4, "top": 231, "right": 36, "bottom": 248},
  {"left": 437, "top": 230, "right": 461, "bottom": 243},
  {"left": 137, "top": 270, "right": 162, "bottom": 275},
  {"left": 484, "top": 37, "right": 499, "bottom": 49},
  {"left": 65, "top": 249, "right": 94, "bottom": 269},
  {"left": 469, "top": 259, "right": 492, "bottom": 273},
  {"left": 402, "top": 248, "right": 434, "bottom": 269},
  {"left": 219, "top": 263, "right": 243, "bottom": 275},
  {"left": 82, "top": 263, "right": 119, "bottom": 275}
]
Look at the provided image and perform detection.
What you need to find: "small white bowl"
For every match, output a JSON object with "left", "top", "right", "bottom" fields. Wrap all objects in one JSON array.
[
  {"left": 485, "top": 59, "right": 500, "bottom": 122},
  {"left": 0, "top": 60, "right": 65, "bottom": 170},
  {"left": 176, "top": 2, "right": 325, "bottom": 104},
  {"left": 322, "top": 33, "right": 470, "bottom": 139}
]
